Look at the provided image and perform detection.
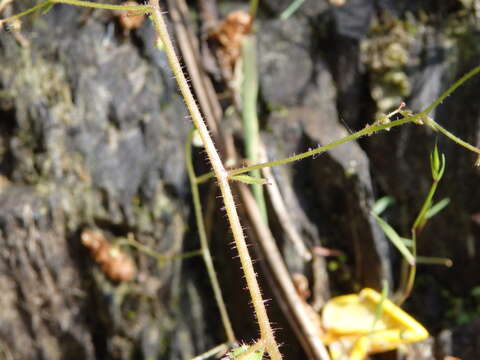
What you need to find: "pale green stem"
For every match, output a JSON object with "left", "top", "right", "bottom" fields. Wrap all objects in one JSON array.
[
  {"left": 229, "top": 116, "right": 415, "bottom": 176},
  {"left": 51, "top": 0, "right": 149, "bottom": 11},
  {"left": 422, "top": 65, "right": 480, "bottom": 115},
  {"left": 186, "top": 130, "right": 236, "bottom": 343},
  {"left": 398, "top": 178, "right": 439, "bottom": 305},
  {"left": 249, "top": 0, "right": 260, "bottom": 18},
  {"left": 0, "top": 0, "right": 51, "bottom": 24},
  {"left": 116, "top": 237, "right": 202, "bottom": 264},
  {"left": 280, "top": 0, "right": 305, "bottom": 19},
  {"left": 194, "top": 65, "right": 480, "bottom": 183},
  {"left": 0, "top": 0, "right": 150, "bottom": 25},
  {"left": 241, "top": 36, "right": 268, "bottom": 223},
  {"left": 148, "top": 2, "right": 282, "bottom": 358},
  {"left": 428, "top": 120, "right": 480, "bottom": 155}
]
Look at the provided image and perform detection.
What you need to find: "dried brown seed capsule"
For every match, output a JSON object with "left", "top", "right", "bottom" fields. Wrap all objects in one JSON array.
[
  {"left": 208, "top": 10, "right": 253, "bottom": 72},
  {"left": 116, "top": 1, "right": 145, "bottom": 36},
  {"left": 81, "top": 229, "right": 136, "bottom": 282}
]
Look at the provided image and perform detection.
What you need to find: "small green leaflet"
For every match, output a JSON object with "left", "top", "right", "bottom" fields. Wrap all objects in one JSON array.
[
  {"left": 229, "top": 345, "right": 264, "bottom": 360},
  {"left": 372, "top": 196, "right": 395, "bottom": 216},
  {"left": 372, "top": 213, "right": 415, "bottom": 265},
  {"left": 425, "top": 198, "right": 450, "bottom": 219},
  {"left": 230, "top": 174, "right": 269, "bottom": 185}
]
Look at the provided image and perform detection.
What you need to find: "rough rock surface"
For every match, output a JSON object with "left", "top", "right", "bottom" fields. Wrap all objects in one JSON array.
[{"left": 1, "top": 1, "right": 480, "bottom": 359}]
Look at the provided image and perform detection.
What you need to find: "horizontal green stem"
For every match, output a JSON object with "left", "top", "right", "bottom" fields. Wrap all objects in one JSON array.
[
  {"left": 0, "top": 0, "right": 51, "bottom": 24},
  {"left": 117, "top": 237, "right": 201, "bottom": 263},
  {"left": 429, "top": 121, "right": 480, "bottom": 155},
  {"left": 51, "top": 0, "right": 150, "bottom": 11},
  {"left": 229, "top": 115, "right": 415, "bottom": 177},
  {"left": 196, "top": 65, "right": 480, "bottom": 183},
  {"left": 0, "top": 0, "right": 151, "bottom": 25}
]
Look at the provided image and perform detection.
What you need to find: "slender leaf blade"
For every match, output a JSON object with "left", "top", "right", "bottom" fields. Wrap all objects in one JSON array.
[
  {"left": 425, "top": 198, "right": 450, "bottom": 219},
  {"left": 373, "top": 213, "right": 415, "bottom": 265}
]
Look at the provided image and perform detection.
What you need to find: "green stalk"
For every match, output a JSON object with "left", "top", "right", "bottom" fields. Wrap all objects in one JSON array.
[
  {"left": 185, "top": 130, "right": 236, "bottom": 343},
  {"left": 249, "top": 0, "right": 260, "bottom": 18},
  {"left": 0, "top": 0, "right": 151, "bottom": 25},
  {"left": 241, "top": 36, "right": 268, "bottom": 224},
  {"left": 280, "top": 0, "right": 305, "bottom": 19},
  {"left": 397, "top": 146, "right": 445, "bottom": 305},
  {"left": 229, "top": 115, "right": 415, "bottom": 176},
  {"left": 195, "top": 65, "right": 480, "bottom": 183},
  {"left": 51, "top": 0, "right": 149, "bottom": 11},
  {"left": 0, "top": 0, "right": 51, "bottom": 24}
]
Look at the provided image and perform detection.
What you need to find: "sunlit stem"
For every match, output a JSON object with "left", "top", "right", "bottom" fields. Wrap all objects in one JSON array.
[
  {"left": 51, "top": 0, "right": 150, "bottom": 11},
  {"left": 148, "top": 2, "right": 282, "bottom": 358},
  {"left": 0, "top": 0, "right": 150, "bottom": 25},
  {"left": 196, "top": 65, "right": 480, "bottom": 184}
]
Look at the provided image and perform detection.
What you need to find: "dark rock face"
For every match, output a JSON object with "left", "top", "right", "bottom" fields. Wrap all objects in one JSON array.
[
  {"left": 0, "top": 3, "right": 204, "bottom": 360},
  {"left": 1, "top": 1, "right": 480, "bottom": 359}
]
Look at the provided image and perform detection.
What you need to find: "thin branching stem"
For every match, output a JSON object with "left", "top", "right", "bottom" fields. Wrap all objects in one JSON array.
[
  {"left": 428, "top": 120, "right": 480, "bottom": 155},
  {"left": 0, "top": 0, "right": 51, "bottom": 24},
  {"left": 195, "top": 65, "right": 480, "bottom": 183},
  {"left": 422, "top": 65, "right": 480, "bottom": 115},
  {"left": 228, "top": 116, "right": 414, "bottom": 176},
  {"left": 0, "top": 0, "right": 150, "bottom": 26}
]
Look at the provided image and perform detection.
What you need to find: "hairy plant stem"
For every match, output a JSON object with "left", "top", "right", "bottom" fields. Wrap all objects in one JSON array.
[
  {"left": 0, "top": 0, "right": 150, "bottom": 26},
  {"left": 196, "top": 64, "right": 480, "bottom": 184},
  {"left": 186, "top": 130, "right": 236, "bottom": 343},
  {"left": 51, "top": 0, "right": 148, "bottom": 11},
  {"left": 148, "top": 2, "right": 282, "bottom": 358}
]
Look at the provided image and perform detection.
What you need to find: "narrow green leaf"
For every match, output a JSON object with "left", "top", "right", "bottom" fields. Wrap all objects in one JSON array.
[
  {"left": 372, "top": 196, "right": 395, "bottom": 215},
  {"left": 372, "top": 213, "right": 415, "bottom": 265},
  {"left": 230, "top": 174, "right": 268, "bottom": 185},
  {"left": 425, "top": 198, "right": 450, "bottom": 219}
]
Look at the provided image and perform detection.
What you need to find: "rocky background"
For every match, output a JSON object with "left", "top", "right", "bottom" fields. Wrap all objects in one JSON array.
[{"left": 0, "top": 0, "right": 479, "bottom": 359}]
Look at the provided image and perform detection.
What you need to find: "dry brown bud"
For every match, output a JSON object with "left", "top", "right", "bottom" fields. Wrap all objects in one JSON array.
[
  {"left": 292, "top": 273, "right": 311, "bottom": 300},
  {"left": 209, "top": 10, "right": 253, "bottom": 72},
  {"left": 81, "top": 229, "right": 136, "bottom": 282},
  {"left": 116, "top": 1, "right": 145, "bottom": 36}
]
